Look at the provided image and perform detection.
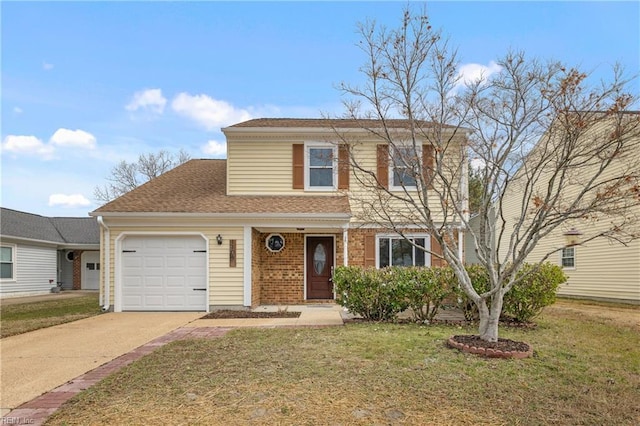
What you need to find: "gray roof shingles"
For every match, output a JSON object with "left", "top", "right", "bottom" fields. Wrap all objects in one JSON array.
[{"left": 0, "top": 208, "right": 99, "bottom": 245}]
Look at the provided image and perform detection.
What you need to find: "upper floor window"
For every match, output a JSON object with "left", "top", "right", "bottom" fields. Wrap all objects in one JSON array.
[
  {"left": 1, "top": 245, "right": 15, "bottom": 280},
  {"left": 305, "top": 144, "right": 337, "bottom": 190},
  {"left": 377, "top": 235, "right": 429, "bottom": 268},
  {"left": 561, "top": 247, "right": 575, "bottom": 269},
  {"left": 390, "top": 146, "right": 421, "bottom": 189}
]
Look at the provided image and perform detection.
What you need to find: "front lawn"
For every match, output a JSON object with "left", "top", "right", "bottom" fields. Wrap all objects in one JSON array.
[
  {"left": 0, "top": 294, "right": 102, "bottom": 338},
  {"left": 46, "top": 302, "right": 639, "bottom": 425}
]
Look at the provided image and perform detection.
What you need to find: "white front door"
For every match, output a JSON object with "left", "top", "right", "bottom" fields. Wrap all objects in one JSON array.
[
  {"left": 81, "top": 251, "right": 100, "bottom": 290},
  {"left": 120, "top": 236, "right": 207, "bottom": 311}
]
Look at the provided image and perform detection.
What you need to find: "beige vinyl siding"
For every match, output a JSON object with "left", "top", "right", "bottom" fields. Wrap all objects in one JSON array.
[
  {"left": 0, "top": 241, "right": 57, "bottom": 296},
  {"left": 499, "top": 119, "right": 640, "bottom": 303},
  {"left": 522, "top": 227, "right": 640, "bottom": 303},
  {"left": 347, "top": 139, "right": 464, "bottom": 225},
  {"left": 227, "top": 139, "right": 294, "bottom": 194},
  {"left": 103, "top": 225, "right": 245, "bottom": 308}
]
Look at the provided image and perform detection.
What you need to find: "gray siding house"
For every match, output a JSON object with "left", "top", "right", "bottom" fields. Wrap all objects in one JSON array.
[{"left": 0, "top": 208, "right": 100, "bottom": 298}]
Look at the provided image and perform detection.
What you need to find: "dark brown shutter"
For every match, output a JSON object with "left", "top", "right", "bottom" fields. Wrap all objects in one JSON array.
[
  {"left": 338, "top": 144, "right": 350, "bottom": 189},
  {"left": 292, "top": 144, "right": 304, "bottom": 189},
  {"left": 376, "top": 144, "right": 389, "bottom": 189},
  {"left": 364, "top": 234, "right": 376, "bottom": 267},
  {"left": 430, "top": 235, "right": 444, "bottom": 267},
  {"left": 423, "top": 144, "right": 434, "bottom": 189}
]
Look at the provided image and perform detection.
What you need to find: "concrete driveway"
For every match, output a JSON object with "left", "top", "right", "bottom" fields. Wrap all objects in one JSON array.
[{"left": 0, "top": 312, "right": 202, "bottom": 415}]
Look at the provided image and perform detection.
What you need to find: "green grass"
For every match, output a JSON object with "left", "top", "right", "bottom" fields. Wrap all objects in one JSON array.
[
  {"left": 46, "top": 302, "right": 639, "bottom": 425},
  {"left": 0, "top": 294, "right": 102, "bottom": 338}
]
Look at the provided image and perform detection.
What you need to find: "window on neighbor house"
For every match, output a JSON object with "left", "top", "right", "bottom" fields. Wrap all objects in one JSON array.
[
  {"left": 561, "top": 247, "right": 575, "bottom": 268},
  {"left": 390, "top": 146, "right": 420, "bottom": 189},
  {"left": 378, "top": 236, "right": 428, "bottom": 267},
  {"left": 1, "top": 245, "right": 15, "bottom": 280},
  {"left": 306, "top": 146, "right": 337, "bottom": 190}
]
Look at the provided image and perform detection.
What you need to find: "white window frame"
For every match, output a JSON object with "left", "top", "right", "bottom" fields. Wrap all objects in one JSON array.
[
  {"left": 389, "top": 144, "right": 422, "bottom": 191},
  {"left": 561, "top": 247, "right": 576, "bottom": 269},
  {"left": 376, "top": 234, "right": 431, "bottom": 268},
  {"left": 0, "top": 244, "right": 17, "bottom": 282},
  {"left": 304, "top": 142, "right": 338, "bottom": 191}
]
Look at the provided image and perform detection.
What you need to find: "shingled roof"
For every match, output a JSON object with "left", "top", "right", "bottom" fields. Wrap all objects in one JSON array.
[
  {"left": 0, "top": 208, "right": 99, "bottom": 244},
  {"left": 92, "top": 159, "right": 351, "bottom": 216},
  {"left": 225, "top": 118, "right": 453, "bottom": 129}
]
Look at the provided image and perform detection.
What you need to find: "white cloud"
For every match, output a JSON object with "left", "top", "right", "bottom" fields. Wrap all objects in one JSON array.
[
  {"left": 1, "top": 135, "right": 55, "bottom": 158},
  {"left": 125, "top": 88, "right": 167, "bottom": 115},
  {"left": 13, "top": 107, "right": 23, "bottom": 114},
  {"left": 43, "top": 62, "right": 54, "bottom": 71},
  {"left": 455, "top": 61, "right": 503, "bottom": 91},
  {"left": 48, "top": 193, "right": 91, "bottom": 208},
  {"left": 172, "top": 92, "right": 252, "bottom": 130},
  {"left": 50, "top": 128, "right": 97, "bottom": 149},
  {"left": 202, "top": 140, "right": 227, "bottom": 158}
]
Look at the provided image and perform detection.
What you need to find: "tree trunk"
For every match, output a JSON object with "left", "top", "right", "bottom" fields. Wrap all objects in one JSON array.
[{"left": 477, "top": 294, "right": 503, "bottom": 342}]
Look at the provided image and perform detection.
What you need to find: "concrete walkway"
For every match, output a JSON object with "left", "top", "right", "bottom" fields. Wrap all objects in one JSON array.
[
  {"left": 1, "top": 305, "right": 345, "bottom": 424},
  {"left": 1, "top": 312, "right": 203, "bottom": 415}
]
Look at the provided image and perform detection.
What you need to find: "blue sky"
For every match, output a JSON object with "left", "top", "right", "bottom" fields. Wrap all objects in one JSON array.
[{"left": 2, "top": 1, "right": 638, "bottom": 217}]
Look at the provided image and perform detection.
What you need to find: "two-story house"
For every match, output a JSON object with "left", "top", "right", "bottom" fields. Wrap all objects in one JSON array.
[{"left": 91, "top": 118, "right": 467, "bottom": 312}]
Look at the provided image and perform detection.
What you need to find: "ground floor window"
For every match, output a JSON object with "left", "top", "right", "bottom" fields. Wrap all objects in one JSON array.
[
  {"left": 561, "top": 247, "right": 576, "bottom": 268},
  {"left": 1, "top": 245, "right": 15, "bottom": 280},
  {"left": 377, "top": 236, "right": 429, "bottom": 267}
]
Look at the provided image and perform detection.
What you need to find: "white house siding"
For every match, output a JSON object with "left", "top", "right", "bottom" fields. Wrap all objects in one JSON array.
[
  {"left": 103, "top": 224, "right": 246, "bottom": 310},
  {"left": 0, "top": 242, "right": 57, "bottom": 297}
]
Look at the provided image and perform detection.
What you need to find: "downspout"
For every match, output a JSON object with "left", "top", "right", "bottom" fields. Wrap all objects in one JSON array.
[{"left": 97, "top": 216, "right": 111, "bottom": 312}]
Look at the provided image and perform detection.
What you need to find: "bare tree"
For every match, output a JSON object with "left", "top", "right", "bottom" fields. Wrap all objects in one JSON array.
[
  {"left": 94, "top": 149, "right": 191, "bottom": 203},
  {"left": 337, "top": 7, "right": 640, "bottom": 342}
]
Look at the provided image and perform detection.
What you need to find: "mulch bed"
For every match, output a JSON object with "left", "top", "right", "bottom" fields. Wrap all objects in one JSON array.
[
  {"left": 448, "top": 335, "right": 533, "bottom": 359},
  {"left": 201, "top": 310, "right": 301, "bottom": 319}
]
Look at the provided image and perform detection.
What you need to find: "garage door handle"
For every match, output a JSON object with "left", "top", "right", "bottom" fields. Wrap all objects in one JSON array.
[
  {"left": 193, "top": 288, "right": 206, "bottom": 291},
  {"left": 122, "top": 250, "right": 136, "bottom": 253}
]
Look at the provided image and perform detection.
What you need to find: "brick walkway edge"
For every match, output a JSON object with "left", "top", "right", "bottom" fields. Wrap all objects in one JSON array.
[{"left": 2, "top": 327, "right": 232, "bottom": 426}]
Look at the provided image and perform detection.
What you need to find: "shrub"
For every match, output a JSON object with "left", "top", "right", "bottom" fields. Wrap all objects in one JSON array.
[
  {"left": 455, "top": 264, "right": 490, "bottom": 320},
  {"left": 456, "top": 262, "right": 566, "bottom": 323},
  {"left": 504, "top": 262, "right": 566, "bottom": 322},
  {"left": 402, "top": 267, "right": 457, "bottom": 322},
  {"left": 334, "top": 266, "right": 409, "bottom": 321}
]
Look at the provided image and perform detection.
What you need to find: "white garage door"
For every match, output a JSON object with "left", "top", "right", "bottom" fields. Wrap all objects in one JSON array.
[{"left": 121, "top": 236, "right": 207, "bottom": 311}]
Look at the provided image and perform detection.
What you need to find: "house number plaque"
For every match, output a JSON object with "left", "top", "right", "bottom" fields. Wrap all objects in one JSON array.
[{"left": 266, "top": 234, "right": 285, "bottom": 253}]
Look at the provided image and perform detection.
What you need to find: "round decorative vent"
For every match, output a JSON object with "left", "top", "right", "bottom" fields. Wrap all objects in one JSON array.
[
  {"left": 66, "top": 251, "right": 75, "bottom": 262},
  {"left": 266, "top": 234, "right": 285, "bottom": 253}
]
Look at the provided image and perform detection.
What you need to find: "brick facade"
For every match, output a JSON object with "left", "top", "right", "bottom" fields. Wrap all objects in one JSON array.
[
  {"left": 72, "top": 250, "right": 83, "bottom": 290},
  {"left": 251, "top": 230, "right": 344, "bottom": 305},
  {"left": 254, "top": 232, "right": 305, "bottom": 304},
  {"left": 249, "top": 227, "right": 453, "bottom": 305}
]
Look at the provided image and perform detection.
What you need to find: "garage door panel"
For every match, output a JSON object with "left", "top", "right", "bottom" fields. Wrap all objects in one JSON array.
[{"left": 121, "top": 236, "right": 207, "bottom": 311}]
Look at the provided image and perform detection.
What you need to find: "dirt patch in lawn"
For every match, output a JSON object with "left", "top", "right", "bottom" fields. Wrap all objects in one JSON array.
[
  {"left": 547, "top": 300, "right": 639, "bottom": 329},
  {"left": 201, "top": 310, "right": 301, "bottom": 319}
]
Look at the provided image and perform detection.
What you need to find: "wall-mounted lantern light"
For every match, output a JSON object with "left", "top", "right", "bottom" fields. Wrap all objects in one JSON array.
[
  {"left": 563, "top": 228, "right": 583, "bottom": 247},
  {"left": 216, "top": 234, "right": 223, "bottom": 245}
]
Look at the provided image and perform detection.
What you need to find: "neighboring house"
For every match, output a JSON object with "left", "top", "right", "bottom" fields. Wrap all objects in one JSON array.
[
  {"left": 498, "top": 115, "right": 640, "bottom": 304},
  {"left": 92, "top": 118, "right": 467, "bottom": 312},
  {"left": 0, "top": 208, "right": 100, "bottom": 298}
]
